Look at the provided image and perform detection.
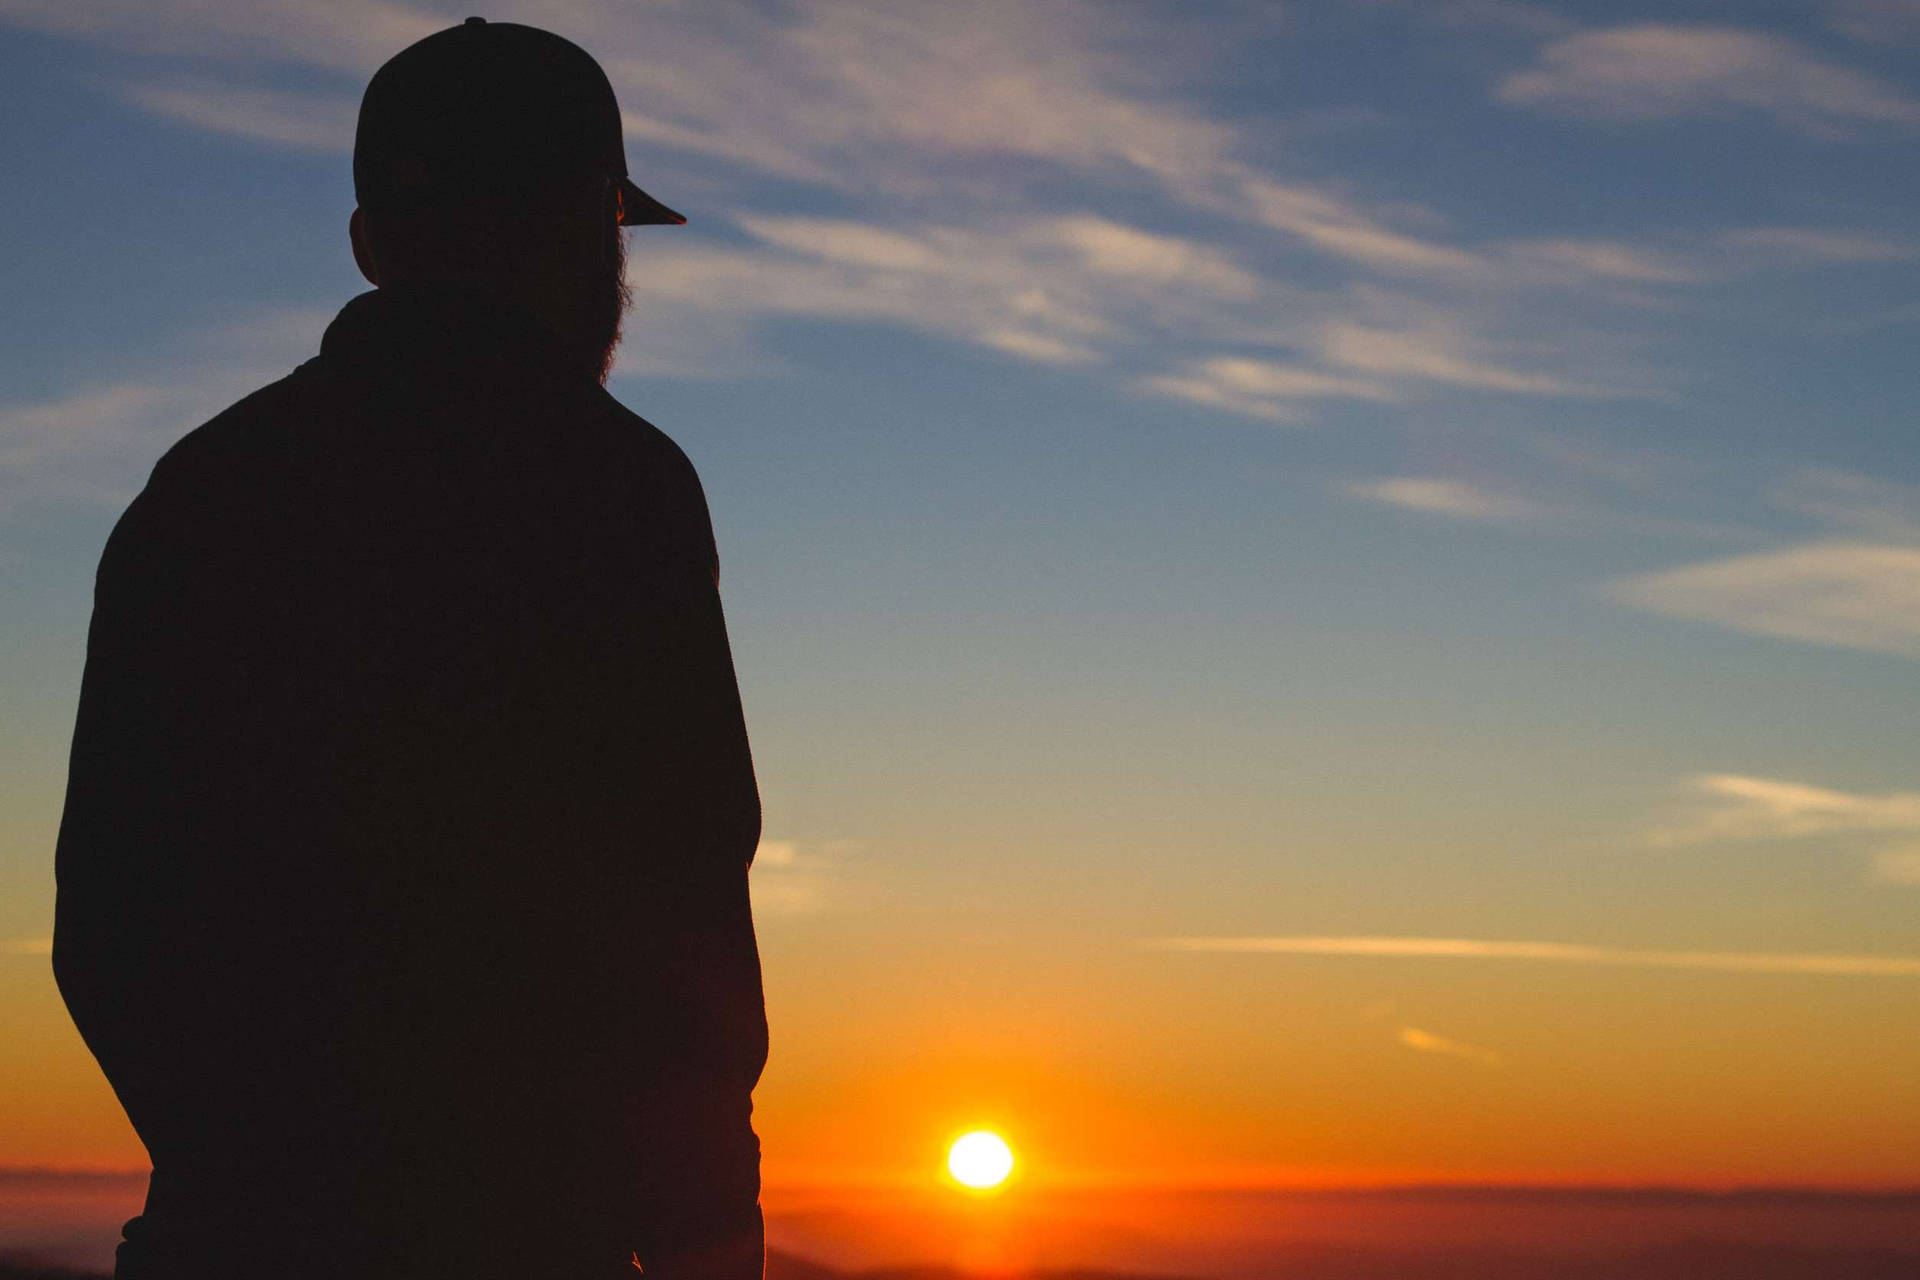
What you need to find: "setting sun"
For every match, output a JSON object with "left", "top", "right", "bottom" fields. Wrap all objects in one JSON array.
[{"left": 945, "top": 1130, "right": 1015, "bottom": 1190}]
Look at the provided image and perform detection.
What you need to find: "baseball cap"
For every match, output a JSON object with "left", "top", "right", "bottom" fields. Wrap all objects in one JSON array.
[{"left": 353, "top": 16, "right": 684, "bottom": 227}]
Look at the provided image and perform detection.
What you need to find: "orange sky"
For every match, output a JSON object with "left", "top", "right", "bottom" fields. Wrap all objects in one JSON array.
[{"left": 10, "top": 0, "right": 1920, "bottom": 1205}]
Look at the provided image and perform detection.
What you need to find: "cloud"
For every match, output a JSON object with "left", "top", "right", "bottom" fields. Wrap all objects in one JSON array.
[
  {"left": 1717, "top": 227, "right": 1917, "bottom": 264},
  {"left": 1657, "top": 773, "right": 1920, "bottom": 844},
  {"left": 5, "top": 937, "right": 53, "bottom": 957},
  {"left": 1148, "top": 935, "right": 1920, "bottom": 976},
  {"left": 1497, "top": 238, "right": 1702, "bottom": 285},
  {"left": 0, "top": 384, "right": 178, "bottom": 472},
  {"left": 1046, "top": 215, "right": 1261, "bottom": 297},
  {"left": 1318, "top": 323, "right": 1597, "bottom": 396},
  {"left": 1399, "top": 1026, "right": 1503, "bottom": 1066},
  {"left": 753, "top": 839, "right": 800, "bottom": 869},
  {"left": 976, "top": 330, "right": 1101, "bottom": 366},
  {"left": 1140, "top": 357, "right": 1396, "bottom": 422},
  {"left": 0, "top": 0, "right": 1847, "bottom": 426},
  {"left": 1604, "top": 541, "right": 1920, "bottom": 657},
  {"left": 1498, "top": 24, "right": 1920, "bottom": 134},
  {"left": 0, "top": 383, "right": 192, "bottom": 507},
  {"left": 2, "top": 0, "right": 1241, "bottom": 193},
  {"left": 1347, "top": 477, "right": 1541, "bottom": 522},
  {"left": 749, "top": 837, "right": 860, "bottom": 916},
  {"left": 735, "top": 212, "right": 1257, "bottom": 303},
  {"left": 1406, "top": 0, "right": 1578, "bottom": 39},
  {"left": 1831, "top": 0, "right": 1920, "bottom": 46},
  {"left": 1650, "top": 773, "right": 1920, "bottom": 887},
  {"left": 1235, "top": 180, "right": 1481, "bottom": 276},
  {"left": 1770, "top": 469, "right": 1920, "bottom": 543},
  {"left": 626, "top": 212, "right": 1268, "bottom": 376},
  {"left": 0, "top": 310, "right": 330, "bottom": 513},
  {"left": 125, "top": 80, "right": 357, "bottom": 150},
  {"left": 0, "top": 0, "right": 439, "bottom": 72}
]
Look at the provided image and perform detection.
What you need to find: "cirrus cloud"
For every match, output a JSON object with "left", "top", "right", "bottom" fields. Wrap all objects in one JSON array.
[
  {"left": 1498, "top": 24, "right": 1920, "bottom": 135},
  {"left": 1149, "top": 934, "right": 1920, "bottom": 977},
  {"left": 1604, "top": 541, "right": 1920, "bottom": 658},
  {"left": 1651, "top": 772, "right": 1920, "bottom": 888}
]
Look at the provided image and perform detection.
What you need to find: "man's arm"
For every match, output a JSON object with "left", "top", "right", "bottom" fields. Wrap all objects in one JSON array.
[{"left": 569, "top": 429, "right": 767, "bottom": 1279}]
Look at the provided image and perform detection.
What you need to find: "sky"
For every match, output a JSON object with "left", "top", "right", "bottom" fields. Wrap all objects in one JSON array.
[{"left": 4, "top": 0, "right": 1920, "bottom": 1195}]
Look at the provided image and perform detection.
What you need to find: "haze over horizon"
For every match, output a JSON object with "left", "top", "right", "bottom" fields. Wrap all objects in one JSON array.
[{"left": 5, "top": 0, "right": 1920, "bottom": 1219}]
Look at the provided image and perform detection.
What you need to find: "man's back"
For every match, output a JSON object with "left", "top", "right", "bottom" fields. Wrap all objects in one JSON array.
[{"left": 54, "top": 285, "right": 767, "bottom": 1279}]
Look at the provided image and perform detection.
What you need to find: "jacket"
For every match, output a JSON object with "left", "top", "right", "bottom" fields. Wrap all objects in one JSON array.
[{"left": 52, "top": 285, "right": 768, "bottom": 1280}]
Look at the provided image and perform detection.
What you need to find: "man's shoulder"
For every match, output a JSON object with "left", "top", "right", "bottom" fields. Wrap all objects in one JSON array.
[
  {"left": 146, "top": 360, "right": 325, "bottom": 493},
  {"left": 589, "top": 388, "right": 704, "bottom": 491},
  {"left": 107, "top": 363, "right": 319, "bottom": 539},
  {"left": 586, "top": 391, "right": 722, "bottom": 575}
]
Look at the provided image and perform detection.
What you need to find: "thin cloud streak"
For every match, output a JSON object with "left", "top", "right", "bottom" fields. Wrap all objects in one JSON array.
[
  {"left": 1149, "top": 935, "right": 1920, "bottom": 977},
  {"left": 1498, "top": 24, "right": 1920, "bottom": 134},
  {"left": 625, "top": 212, "right": 1265, "bottom": 377},
  {"left": 1718, "top": 227, "right": 1917, "bottom": 264},
  {"left": 1605, "top": 541, "right": 1920, "bottom": 658},
  {"left": 1651, "top": 772, "right": 1920, "bottom": 888},
  {"left": 126, "top": 80, "right": 357, "bottom": 150},
  {"left": 1656, "top": 773, "right": 1920, "bottom": 846},
  {"left": 1317, "top": 323, "right": 1601, "bottom": 396},
  {"left": 1399, "top": 1026, "right": 1504, "bottom": 1066},
  {"left": 1348, "top": 477, "right": 1541, "bottom": 522},
  {"left": 0, "top": 0, "right": 439, "bottom": 72},
  {"left": 1140, "top": 357, "right": 1397, "bottom": 422},
  {"left": 749, "top": 837, "right": 860, "bottom": 916}
]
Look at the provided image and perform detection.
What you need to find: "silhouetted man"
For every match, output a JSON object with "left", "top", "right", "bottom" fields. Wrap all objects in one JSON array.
[{"left": 53, "top": 19, "right": 767, "bottom": 1280}]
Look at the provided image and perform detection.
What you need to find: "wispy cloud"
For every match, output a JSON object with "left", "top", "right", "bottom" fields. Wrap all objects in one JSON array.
[
  {"left": 1655, "top": 773, "right": 1920, "bottom": 845},
  {"left": 1830, "top": 0, "right": 1920, "bottom": 47},
  {"left": 1498, "top": 24, "right": 1920, "bottom": 135},
  {"left": 5, "top": 0, "right": 1897, "bottom": 438},
  {"left": 1399, "top": 1026, "right": 1504, "bottom": 1066},
  {"left": 1770, "top": 469, "right": 1920, "bottom": 543},
  {"left": 1149, "top": 935, "right": 1920, "bottom": 976},
  {"left": 1650, "top": 772, "right": 1920, "bottom": 887},
  {"left": 625, "top": 211, "right": 1265, "bottom": 376},
  {"left": 1317, "top": 323, "right": 1600, "bottom": 396},
  {"left": 1604, "top": 541, "right": 1920, "bottom": 658},
  {"left": 749, "top": 837, "right": 860, "bottom": 916},
  {"left": 0, "top": 309, "right": 329, "bottom": 513},
  {"left": 1234, "top": 180, "right": 1480, "bottom": 276},
  {"left": 5, "top": 937, "right": 52, "bottom": 957},
  {"left": 1717, "top": 227, "right": 1917, "bottom": 264},
  {"left": 1497, "top": 238, "right": 1702, "bottom": 285},
  {"left": 1347, "top": 477, "right": 1542, "bottom": 522},
  {"left": 126, "top": 80, "right": 356, "bottom": 150},
  {"left": 1140, "top": 357, "right": 1396, "bottom": 422},
  {"left": 0, "top": 0, "right": 439, "bottom": 72},
  {"left": 0, "top": 383, "right": 191, "bottom": 507}
]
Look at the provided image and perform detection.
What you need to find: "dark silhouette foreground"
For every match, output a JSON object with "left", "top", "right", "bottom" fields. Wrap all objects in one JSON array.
[{"left": 53, "top": 20, "right": 765, "bottom": 1280}]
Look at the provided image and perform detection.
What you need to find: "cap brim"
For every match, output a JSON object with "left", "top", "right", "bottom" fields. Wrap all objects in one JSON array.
[{"left": 618, "top": 177, "right": 685, "bottom": 226}]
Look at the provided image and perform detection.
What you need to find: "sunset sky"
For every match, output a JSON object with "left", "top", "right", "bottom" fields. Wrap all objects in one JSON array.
[{"left": 5, "top": 0, "right": 1920, "bottom": 1199}]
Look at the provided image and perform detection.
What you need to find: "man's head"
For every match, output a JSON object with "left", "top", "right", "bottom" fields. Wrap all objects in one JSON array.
[{"left": 348, "top": 18, "right": 682, "bottom": 383}]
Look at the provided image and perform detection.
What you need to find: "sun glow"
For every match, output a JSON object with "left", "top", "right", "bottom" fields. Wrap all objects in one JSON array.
[{"left": 946, "top": 1129, "right": 1016, "bottom": 1190}]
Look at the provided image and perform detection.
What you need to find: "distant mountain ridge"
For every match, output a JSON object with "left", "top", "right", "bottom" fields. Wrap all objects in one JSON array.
[{"left": 8, "top": 1241, "right": 1920, "bottom": 1280}]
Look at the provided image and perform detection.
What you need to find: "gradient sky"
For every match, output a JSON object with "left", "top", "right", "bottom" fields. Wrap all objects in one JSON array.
[{"left": 5, "top": 0, "right": 1920, "bottom": 1190}]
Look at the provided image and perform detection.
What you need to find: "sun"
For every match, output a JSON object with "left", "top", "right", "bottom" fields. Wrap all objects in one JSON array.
[{"left": 946, "top": 1129, "right": 1016, "bottom": 1191}]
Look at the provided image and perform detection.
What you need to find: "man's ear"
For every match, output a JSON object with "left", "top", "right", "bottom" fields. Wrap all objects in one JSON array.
[{"left": 349, "top": 207, "right": 382, "bottom": 286}]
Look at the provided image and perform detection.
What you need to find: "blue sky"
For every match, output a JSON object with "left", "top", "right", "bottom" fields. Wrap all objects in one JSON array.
[{"left": 6, "top": 0, "right": 1920, "bottom": 1183}]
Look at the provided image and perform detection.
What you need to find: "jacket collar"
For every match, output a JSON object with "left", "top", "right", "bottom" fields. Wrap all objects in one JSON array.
[{"left": 318, "top": 284, "right": 596, "bottom": 389}]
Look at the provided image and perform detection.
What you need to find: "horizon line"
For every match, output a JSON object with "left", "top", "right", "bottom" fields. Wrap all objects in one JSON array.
[{"left": 7, "top": 1165, "right": 1919, "bottom": 1202}]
